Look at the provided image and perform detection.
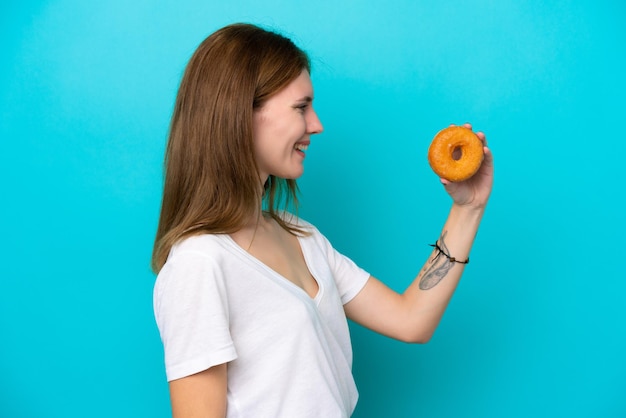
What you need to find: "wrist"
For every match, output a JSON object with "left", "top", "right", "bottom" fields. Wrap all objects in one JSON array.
[{"left": 451, "top": 202, "right": 486, "bottom": 220}]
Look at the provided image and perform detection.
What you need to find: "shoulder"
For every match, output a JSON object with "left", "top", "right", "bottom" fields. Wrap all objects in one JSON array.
[
  {"left": 154, "top": 234, "right": 234, "bottom": 302},
  {"left": 276, "top": 210, "right": 319, "bottom": 234},
  {"left": 155, "top": 234, "right": 234, "bottom": 285},
  {"left": 277, "top": 212, "right": 337, "bottom": 255},
  {"left": 166, "top": 233, "right": 235, "bottom": 262}
]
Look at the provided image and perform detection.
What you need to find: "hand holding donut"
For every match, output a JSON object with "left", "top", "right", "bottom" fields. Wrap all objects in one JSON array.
[{"left": 428, "top": 123, "right": 494, "bottom": 208}]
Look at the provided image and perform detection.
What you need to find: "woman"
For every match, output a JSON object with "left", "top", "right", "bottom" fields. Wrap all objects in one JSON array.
[{"left": 152, "top": 23, "right": 494, "bottom": 418}]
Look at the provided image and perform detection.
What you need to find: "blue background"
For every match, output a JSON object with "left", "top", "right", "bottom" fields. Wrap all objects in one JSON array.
[{"left": 2, "top": 1, "right": 625, "bottom": 417}]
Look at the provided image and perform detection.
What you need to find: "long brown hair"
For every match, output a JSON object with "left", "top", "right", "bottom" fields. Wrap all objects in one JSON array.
[{"left": 152, "top": 23, "right": 311, "bottom": 272}]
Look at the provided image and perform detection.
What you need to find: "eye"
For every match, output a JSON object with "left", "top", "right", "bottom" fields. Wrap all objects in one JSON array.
[{"left": 295, "top": 103, "right": 309, "bottom": 113}]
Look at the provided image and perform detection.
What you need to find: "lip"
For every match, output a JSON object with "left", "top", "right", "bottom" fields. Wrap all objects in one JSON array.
[{"left": 294, "top": 140, "right": 310, "bottom": 157}]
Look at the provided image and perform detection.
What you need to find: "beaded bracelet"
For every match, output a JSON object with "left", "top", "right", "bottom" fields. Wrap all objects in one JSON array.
[{"left": 429, "top": 241, "right": 469, "bottom": 264}]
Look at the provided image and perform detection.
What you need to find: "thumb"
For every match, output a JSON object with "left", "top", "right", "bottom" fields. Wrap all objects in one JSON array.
[{"left": 441, "top": 178, "right": 456, "bottom": 192}]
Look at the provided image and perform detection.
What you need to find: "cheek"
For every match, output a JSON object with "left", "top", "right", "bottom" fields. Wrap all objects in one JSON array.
[
  {"left": 287, "top": 116, "right": 307, "bottom": 137},
  {"left": 252, "top": 119, "right": 276, "bottom": 151},
  {"left": 271, "top": 117, "right": 306, "bottom": 142},
  {"left": 252, "top": 111, "right": 306, "bottom": 149}
]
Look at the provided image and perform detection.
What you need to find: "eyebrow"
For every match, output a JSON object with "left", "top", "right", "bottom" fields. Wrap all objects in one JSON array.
[{"left": 296, "top": 96, "right": 313, "bottom": 103}]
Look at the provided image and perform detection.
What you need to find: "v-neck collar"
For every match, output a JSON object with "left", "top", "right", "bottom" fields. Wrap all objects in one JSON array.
[{"left": 220, "top": 234, "right": 323, "bottom": 304}]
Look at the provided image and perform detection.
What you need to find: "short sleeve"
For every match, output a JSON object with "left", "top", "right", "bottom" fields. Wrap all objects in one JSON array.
[
  {"left": 309, "top": 227, "right": 370, "bottom": 305},
  {"left": 153, "top": 251, "right": 237, "bottom": 381}
]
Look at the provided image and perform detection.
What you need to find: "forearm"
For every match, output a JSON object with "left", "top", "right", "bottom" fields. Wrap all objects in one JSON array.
[
  {"left": 345, "top": 132, "right": 492, "bottom": 343},
  {"left": 401, "top": 203, "right": 485, "bottom": 342}
]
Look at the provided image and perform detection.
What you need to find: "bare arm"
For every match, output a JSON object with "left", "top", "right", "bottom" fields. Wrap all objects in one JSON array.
[
  {"left": 345, "top": 124, "right": 493, "bottom": 343},
  {"left": 169, "top": 364, "right": 228, "bottom": 418},
  {"left": 345, "top": 204, "right": 485, "bottom": 343}
]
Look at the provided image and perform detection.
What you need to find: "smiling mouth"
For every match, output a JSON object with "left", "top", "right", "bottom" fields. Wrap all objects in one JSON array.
[{"left": 294, "top": 143, "right": 309, "bottom": 152}]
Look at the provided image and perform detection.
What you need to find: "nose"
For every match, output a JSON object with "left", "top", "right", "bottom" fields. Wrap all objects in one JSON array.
[{"left": 307, "top": 108, "right": 324, "bottom": 135}]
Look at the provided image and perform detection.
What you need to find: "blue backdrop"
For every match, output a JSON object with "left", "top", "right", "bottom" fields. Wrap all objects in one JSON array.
[{"left": 2, "top": 1, "right": 625, "bottom": 417}]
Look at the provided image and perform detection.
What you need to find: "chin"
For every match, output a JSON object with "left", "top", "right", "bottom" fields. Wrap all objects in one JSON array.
[
  {"left": 279, "top": 170, "right": 304, "bottom": 180},
  {"left": 277, "top": 165, "right": 305, "bottom": 180},
  {"left": 285, "top": 173, "right": 304, "bottom": 180}
]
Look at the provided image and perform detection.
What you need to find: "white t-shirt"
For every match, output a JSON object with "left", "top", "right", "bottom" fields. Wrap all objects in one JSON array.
[{"left": 153, "top": 219, "right": 370, "bottom": 417}]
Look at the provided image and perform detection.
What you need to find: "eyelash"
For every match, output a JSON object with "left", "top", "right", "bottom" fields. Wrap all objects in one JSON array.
[{"left": 296, "top": 104, "right": 309, "bottom": 113}]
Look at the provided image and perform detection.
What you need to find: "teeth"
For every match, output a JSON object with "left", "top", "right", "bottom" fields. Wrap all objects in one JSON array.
[{"left": 295, "top": 144, "right": 308, "bottom": 151}]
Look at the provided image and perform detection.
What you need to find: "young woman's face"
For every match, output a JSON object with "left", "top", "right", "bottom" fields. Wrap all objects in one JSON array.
[{"left": 252, "top": 70, "right": 323, "bottom": 183}]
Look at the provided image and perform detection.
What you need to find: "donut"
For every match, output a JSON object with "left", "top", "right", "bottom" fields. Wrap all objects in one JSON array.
[{"left": 427, "top": 126, "right": 484, "bottom": 182}]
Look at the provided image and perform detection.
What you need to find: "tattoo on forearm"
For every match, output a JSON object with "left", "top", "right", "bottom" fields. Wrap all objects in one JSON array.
[{"left": 419, "top": 231, "right": 454, "bottom": 290}]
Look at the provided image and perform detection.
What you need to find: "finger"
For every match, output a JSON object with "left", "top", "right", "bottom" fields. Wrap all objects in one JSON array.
[
  {"left": 479, "top": 147, "right": 494, "bottom": 170},
  {"left": 476, "top": 131, "right": 487, "bottom": 146},
  {"left": 441, "top": 178, "right": 461, "bottom": 191},
  {"left": 482, "top": 146, "right": 493, "bottom": 163}
]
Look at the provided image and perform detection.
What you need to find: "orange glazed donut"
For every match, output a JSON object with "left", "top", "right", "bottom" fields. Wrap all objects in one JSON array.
[{"left": 428, "top": 126, "right": 484, "bottom": 182}]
